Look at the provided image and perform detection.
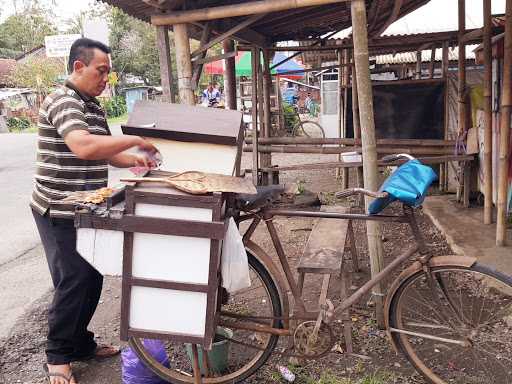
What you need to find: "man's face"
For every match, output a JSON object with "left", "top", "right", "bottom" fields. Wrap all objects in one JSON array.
[
  {"left": 74, "top": 48, "right": 111, "bottom": 97},
  {"left": 208, "top": 84, "right": 213, "bottom": 92}
]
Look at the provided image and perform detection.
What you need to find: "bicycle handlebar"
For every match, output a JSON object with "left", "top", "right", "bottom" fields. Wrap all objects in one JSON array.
[
  {"left": 335, "top": 188, "right": 389, "bottom": 199},
  {"left": 381, "top": 153, "right": 414, "bottom": 163}
]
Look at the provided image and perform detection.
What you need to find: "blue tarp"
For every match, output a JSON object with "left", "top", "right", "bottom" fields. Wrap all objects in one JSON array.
[
  {"left": 368, "top": 159, "right": 438, "bottom": 215},
  {"left": 272, "top": 52, "right": 304, "bottom": 77}
]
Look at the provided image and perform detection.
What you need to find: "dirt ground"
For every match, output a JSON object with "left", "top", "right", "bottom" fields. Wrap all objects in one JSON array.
[{"left": 0, "top": 153, "right": 452, "bottom": 384}]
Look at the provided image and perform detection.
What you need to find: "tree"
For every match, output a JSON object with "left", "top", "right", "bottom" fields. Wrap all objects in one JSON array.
[
  {"left": 108, "top": 7, "right": 170, "bottom": 86},
  {"left": 0, "top": 1, "right": 57, "bottom": 55},
  {"left": 9, "top": 56, "right": 62, "bottom": 101}
]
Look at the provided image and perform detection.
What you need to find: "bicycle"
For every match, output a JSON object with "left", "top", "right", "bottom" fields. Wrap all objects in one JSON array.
[
  {"left": 129, "top": 154, "right": 512, "bottom": 384},
  {"left": 290, "top": 103, "right": 325, "bottom": 139}
]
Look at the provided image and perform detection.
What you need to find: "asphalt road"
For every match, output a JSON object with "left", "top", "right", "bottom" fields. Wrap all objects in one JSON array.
[
  {"left": 0, "top": 133, "right": 51, "bottom": 340},
  {"left": 0, "top": 125, "right": 127, "bottom": 340}
]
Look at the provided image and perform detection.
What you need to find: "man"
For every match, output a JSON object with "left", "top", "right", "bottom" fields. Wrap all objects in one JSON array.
[
  {"left": 201, "top": 82, "right": 221, "bottom": 107},
  {"left": 30, "top": 38, "right": 158, "bottom": 384}
]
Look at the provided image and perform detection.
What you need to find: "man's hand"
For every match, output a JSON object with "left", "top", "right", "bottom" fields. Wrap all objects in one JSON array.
[
  {"left": 132, "top": 152, "right": 158, "bottom": 169},
  {"left": 134, "top": 137, "right": 158, "bottom": 154}
]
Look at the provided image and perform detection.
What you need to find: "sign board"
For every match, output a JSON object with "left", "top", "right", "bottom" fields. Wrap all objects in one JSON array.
[
  {"left": 83, "top": 19, "right": 109, "bottom": 46},
  {"left": 45, "top": 34, "right": 81, "bottom": 58}
]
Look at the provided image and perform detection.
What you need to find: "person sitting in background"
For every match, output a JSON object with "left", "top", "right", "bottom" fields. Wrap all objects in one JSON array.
[{"left": 202, "top": 82, "right": 221, "bottom": 107}]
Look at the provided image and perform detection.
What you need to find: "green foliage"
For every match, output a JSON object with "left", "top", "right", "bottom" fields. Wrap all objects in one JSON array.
[
  {"left": 0, "top": 2, "right": 57, "bottom": 55},
  {"left": 101, "top": 96, "right": 127, "bottom": 118},
  {"left": 108, "top": 8, "right": 169, "bottom": 86},
  {"left": 7, "top": 117, "right": 31, "bottom": 132},
  {"left": 9, "top": 56, "right": 62, "bottom": 97},
  {"left": 282, "top": 103, "right": 299, "bottom": 133}
]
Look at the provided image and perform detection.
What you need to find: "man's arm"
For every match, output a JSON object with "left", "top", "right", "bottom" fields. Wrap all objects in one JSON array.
[
  {"left": 109, "top": 152, "right": 156, "bottom": 168},
  {"left": 64, "top": 130, "right": 156, "bottom": 161}
]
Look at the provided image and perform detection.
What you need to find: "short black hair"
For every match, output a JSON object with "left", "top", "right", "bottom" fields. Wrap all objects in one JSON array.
[{"left": 68, "top": 38, "right": 111, "bottom": 73}]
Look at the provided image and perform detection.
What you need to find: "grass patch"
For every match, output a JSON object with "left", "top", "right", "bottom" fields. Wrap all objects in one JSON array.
[
  {"left": 7, "top": 124, "right": 38, "bottom": 133},
  {"left": 107, "top": 113, "right": 128, "bottom": 126}
]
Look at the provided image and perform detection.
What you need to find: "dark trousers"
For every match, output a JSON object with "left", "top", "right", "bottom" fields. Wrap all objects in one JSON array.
[{"left": 32, "top": 210, "right": 103, "bottom": 364}]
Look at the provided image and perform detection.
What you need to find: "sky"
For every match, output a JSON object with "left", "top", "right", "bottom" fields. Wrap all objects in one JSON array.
[{"left": 0, "top": 0, "right": 507, "bottom": 34}]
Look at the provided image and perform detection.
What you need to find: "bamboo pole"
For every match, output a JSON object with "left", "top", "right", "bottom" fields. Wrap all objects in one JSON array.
[
  {"left": 351, "top": 50, "right": 364, "bottom": 191},
  {"left": 174, "top": 23, "right": 195, "bottom": 105},
  {"left": 156, "top": 25, "right": 176, "bottom": 103},
  {"left": 243, "top": 145, "right": 452, "bottom": 155},
  {"left": 337, "top": 49, "right": 349, "bottom": 187},
  {"left": 457, "top": 0, "right": 467, "bottom": 202},
  {"left": 351, "top": 0, "right": 385, "bottom": 328},
  {"left": 441, "top": 41, "right": 449, "bottom": 191},
  {"left": 429, "top": 46, "right": 436, "bottom": 79},
  {"left": 260, "top": 48, "right": 271, "bottom": 185},
  {"left": 223, "top": 39, "right": 237, "bottom": 110},
  {"left": 251, "top": 47, "right": 260, "bottom": 186},
  {"left": 416, "top": 50, "right": 422, "bottom": 79},
  {"left": 483, "top": 0, "right": 493, "bottom": 224},
  {"left": 152, "top": 0, "right": 350, "bottom": 25},
  {"left": 245, "top": 137, "right": 456, "bottom": 146},
  {"left": 496, "top": 0, "right": 512, "bottom": 246}
]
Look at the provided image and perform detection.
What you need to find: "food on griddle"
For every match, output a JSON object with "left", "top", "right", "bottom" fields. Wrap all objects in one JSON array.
[{"left": 81, "top": 187, "right": 114, "bottom": 204}]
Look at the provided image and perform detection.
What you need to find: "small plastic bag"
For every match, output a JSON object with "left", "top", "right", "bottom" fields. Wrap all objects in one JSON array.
[
  {"left": 121, "top": 339, "right": 170, "bottom": 384},
  {"left": 221, "top": 217, "right": 251, "bottom": 293}
]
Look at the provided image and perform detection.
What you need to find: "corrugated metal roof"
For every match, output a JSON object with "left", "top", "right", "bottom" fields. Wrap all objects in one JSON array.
[{"left": 374, "top": 45, "right": 478, "bottom": 65}]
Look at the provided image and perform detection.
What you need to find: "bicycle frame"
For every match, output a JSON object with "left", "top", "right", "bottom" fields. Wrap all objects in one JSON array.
[{"left": 236, "top": 204, "right": 432, "bottom": 326}]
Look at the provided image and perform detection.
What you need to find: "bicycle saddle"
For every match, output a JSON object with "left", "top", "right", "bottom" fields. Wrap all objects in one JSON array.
[{"left": 236, "top": 185, "right": 285, "bottom": 211}]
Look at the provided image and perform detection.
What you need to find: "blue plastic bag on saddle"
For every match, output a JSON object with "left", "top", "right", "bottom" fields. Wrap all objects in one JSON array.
[{"left": 368, "top": 159, "right": 438, "bottom": 215}]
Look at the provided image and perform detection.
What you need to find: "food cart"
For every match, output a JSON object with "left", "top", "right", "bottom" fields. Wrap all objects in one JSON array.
[{"left": 74, "top": 101, "right": 250, "bottom": 354}]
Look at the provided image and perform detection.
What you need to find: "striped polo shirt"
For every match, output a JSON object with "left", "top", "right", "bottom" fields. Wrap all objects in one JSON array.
[{"left": 30, "top": 80, "right": 111, "bottom": 219}]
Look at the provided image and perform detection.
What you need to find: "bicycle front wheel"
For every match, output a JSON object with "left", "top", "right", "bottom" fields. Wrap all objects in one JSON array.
[
  {"left": 292, "top": 121, "right": 325, "bottom": 139},
  {"left": 129, "top": 252, "right": 282, "bottom": 384},
  {"left": 388, "top": 263, "right": 512, "bottom": 384}
]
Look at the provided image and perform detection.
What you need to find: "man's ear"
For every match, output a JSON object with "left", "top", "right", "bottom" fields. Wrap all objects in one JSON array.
[{"left": 73, "top": 60, "right": 86, "bottom": 73}]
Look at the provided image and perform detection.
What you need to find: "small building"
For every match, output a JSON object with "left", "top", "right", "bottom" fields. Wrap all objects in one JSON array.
[{"left": 121, "top": 86, "right": 162, "bottom": 113}]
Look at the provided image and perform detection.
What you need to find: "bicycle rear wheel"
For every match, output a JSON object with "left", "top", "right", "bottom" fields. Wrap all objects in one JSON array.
[
  {"left": 388, "top": 263, "right": 512, "bottom": 384},
  {"left": 292, "top": 121, "right": 325, "bottom": 139},
  {"left": 129, "top": 252, "right": 282, "bottom": 384}
]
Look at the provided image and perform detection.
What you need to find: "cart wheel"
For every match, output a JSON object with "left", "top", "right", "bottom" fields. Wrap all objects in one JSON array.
[{"left": 129, "top": 252, "right": 283, "bottom": 383}]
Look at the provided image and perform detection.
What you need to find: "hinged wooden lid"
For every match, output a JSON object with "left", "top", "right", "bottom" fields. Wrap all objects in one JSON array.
[{"left": 121, "top": 100, "right": 243, "bottom": 146}]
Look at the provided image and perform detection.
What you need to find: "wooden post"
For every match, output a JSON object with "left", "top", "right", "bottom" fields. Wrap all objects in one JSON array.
[
  {"left": 416, "top": 50, "right": 422, "bottom": 79},
  {"left": 223, "top": 39, "right": 237, "bottom": 110},
  {"left": 343, "top": 49, "right": 351, "bottom": 189},
  {"left": 483, "top": 0, "right": 493, "bottom": 224},
  {"left": 351, "top": 0, "right": 385, "bottom": 328},
  {"left": 191, "top": 344, "right": 202, "bottom": 384},
  {"left": 441, "top": 41, "right": 449, "bottom": 192},
  {"left": 251, "top": 47, "right": 260, "bottom": 185},
  {"left": 174, "top": 23, "right": 195, "bottom": 105},
  {"left": 496, "top": 0, "right": 512, "bottom": 246},
  {"left": 457, "top": 0, "right": 467, "bottom": 202},
  {"left": 352, "top": 50, "right": 364, "bottom": 193},
  {"left": 261, "top": 49, "right": 272, "bottom": 185},
  {"left": 337, "top": 49, "right": 349, "bottom": 188},
  {"left": 429, "top": 46, "right": 436, "bottom": 79},
  {"left": 156, "top": 25, "right": 175, "bottom": 103}
]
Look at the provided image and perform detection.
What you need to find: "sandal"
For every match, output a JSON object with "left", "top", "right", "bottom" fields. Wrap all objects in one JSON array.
[
  {"left": 42, "top": 363, "right": 76, "bottom": 384},
  {"left": 75, "top": 344, "right": 120, "bottom": 361}
]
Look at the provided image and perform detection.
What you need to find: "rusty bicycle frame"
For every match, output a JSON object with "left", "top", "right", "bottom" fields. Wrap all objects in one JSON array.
[{"left": 219, "top": 199, "right": 477, "bottom": 358}]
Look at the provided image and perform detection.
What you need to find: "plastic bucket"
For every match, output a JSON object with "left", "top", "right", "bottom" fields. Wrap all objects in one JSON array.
[{"left": 185, "top": 327, "right": 233, "bottom": 375}]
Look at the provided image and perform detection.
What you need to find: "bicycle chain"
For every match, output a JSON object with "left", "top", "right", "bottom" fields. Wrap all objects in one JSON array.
[{"left": 219, "top": 314, "right": 336, "bottom": 359}]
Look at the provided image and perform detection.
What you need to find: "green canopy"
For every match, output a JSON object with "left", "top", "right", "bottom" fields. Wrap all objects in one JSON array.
[{"left": 235, "top": 51, "right": 277, "bottom": 77}]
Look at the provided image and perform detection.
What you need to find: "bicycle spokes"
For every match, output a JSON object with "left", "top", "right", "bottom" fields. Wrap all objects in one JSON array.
[{"left": 389, "top": 265, "right": 512, "bottom": 384}]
